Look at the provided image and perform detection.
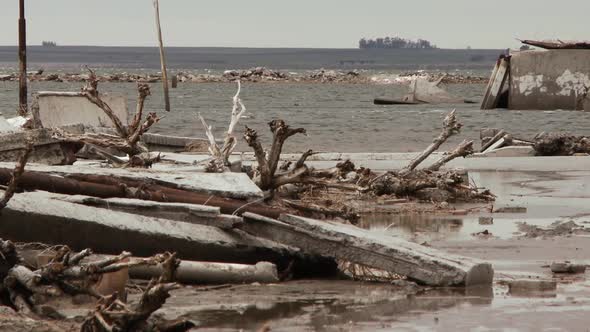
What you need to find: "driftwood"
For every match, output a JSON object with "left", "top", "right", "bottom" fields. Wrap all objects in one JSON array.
[
  {"left": 199, "top": 80, "right": 247, "bottom": 172},
  {"left": 533, "top": 132, "right": 590, "bottom": 156},
  {"left": 1, "top": 243, "right": 173, "bottom": 321},
  {"left": 81, "top": 279, "right": 194, "bottom": 332},
  {"left": 54, "top": 69, "right": 160, "bottom": 163},
  {"left": 0, "top": 142, "right": 32, "bottom": 212},
  {"left": 244, "top": 120, "right": 308, "bottom": 190},
  {"left": 0, "top": 166, "right": 286, "bottom": 219},
  {"left": 240, "top": 112, "right": 492, "bottom": 225},
  {"left": 367, "top": 110, "right": 491, "bottom": 202}
]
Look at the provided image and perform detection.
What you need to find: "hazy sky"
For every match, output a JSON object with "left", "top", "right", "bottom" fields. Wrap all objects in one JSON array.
[{"left": 0, "top": 0, "right": 587, "bottom": 49}]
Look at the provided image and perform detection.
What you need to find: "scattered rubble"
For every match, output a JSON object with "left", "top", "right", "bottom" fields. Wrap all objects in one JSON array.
[
  {"left": 477, "top": 128, "right": 590, "bottom": 157},
  {"left": 550, "top": 262, "right": 587, "bottom": 274},
  {"left": 517, "top": 220, "right": 590, "bottom": 238},
  {"left": 0, "top": 68, "right": 489, "bottom": 85}
]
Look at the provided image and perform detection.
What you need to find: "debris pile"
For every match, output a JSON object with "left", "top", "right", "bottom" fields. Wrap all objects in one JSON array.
[
  {"left": 222, "top": 67, "right": 288, "bottom": 81},
  {"left": 372, "top": 71, "right": 488, "bottom": 85},
  {"left": 0, "top": 75, "right": 500, "bottom": 329},
  {"left": 478, "top": 129, "right": 590, "bottom": 157}
]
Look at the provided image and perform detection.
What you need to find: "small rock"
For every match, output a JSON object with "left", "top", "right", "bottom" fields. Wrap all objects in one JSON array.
[
  {"left": 479, "top": 217, "right": 494, "bottom": 225},
  {"left": 550, "top": 262, "right": 587, "bottom": 274},
  {"left": 494, "top": 206, "right": 527, "bottom": 214},
  {"left": 508, "top": 279, "right": 557, "bottom": 293}
]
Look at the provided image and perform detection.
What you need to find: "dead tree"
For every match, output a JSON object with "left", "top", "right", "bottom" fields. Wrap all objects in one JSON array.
[
  {"left": 199, "top": 80, "right": 247, "bottom": 172},
  {"left": 55, "top": 68, "right": 160, "bottom": 162},
  {"left": 244, "top": 120, "right": 309, "bottom": 191},
  {"left": 0, "top": 142, "right": 32, "bottom": 212},
  {"left": 81, "top": 278, "right": 193, "bottom": 332},
  {"left": 369, "top": 111, "right": 491, "bottom": 201}
]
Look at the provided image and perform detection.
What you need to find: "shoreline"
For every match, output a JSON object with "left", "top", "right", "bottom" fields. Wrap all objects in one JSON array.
[{"left": 0, "top": 68, "right": 489, "bottom": 85}]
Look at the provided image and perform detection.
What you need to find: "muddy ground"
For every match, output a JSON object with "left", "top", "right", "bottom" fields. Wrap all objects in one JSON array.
[{"left": 144, "top": 169, "right": 590, "bottom": 331}]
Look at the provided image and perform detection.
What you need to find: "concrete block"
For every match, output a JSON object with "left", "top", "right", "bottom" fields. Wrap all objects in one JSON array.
[
  {"left": 37, "top": 93, "right": 128, "bottom": 127},
  {"left": 478, "top": 146, "right": 535, "bottom": 158}
]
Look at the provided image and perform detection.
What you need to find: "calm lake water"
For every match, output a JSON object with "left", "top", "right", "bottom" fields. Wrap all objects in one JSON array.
[{"left": 0, "top": 46, "right": 588, "bottom": 152}]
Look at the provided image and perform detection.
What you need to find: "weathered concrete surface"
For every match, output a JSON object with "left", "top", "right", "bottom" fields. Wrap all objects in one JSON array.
[
  {"left": 141, "top": 133, "right": 211, "bottom": 153},
  {"left": 58, "top": 195, "right": 242, "bottom": 229},
  {"left": 241, "top": 213, "right": 494, "bottom": 287},
  {"left": 0, "top": 162, "right": 263, "bottom": 199},
  {"left": 36, "top": 92, "right": 128, "bottom": 127},
  {"left": 474, "top": 146, "right": 535, "bottom": 158},
  {"left": 509, "top": 50, "right": 590, "bottom": 110},
  {"left": 0, "top": 191, "right": 332, "bottom": 274},
  {"left": 0, "top": 126, "right": 84, "bottom": 165}
]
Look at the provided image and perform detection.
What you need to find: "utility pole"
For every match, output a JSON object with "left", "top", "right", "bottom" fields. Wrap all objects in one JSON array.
[{"left": 18, "top": 0, "right": 28, "bottom": 116}]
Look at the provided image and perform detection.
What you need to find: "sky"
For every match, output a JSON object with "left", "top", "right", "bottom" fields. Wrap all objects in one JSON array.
[{"left": 0, "top": 0, "right": 588, "bottom": 49}]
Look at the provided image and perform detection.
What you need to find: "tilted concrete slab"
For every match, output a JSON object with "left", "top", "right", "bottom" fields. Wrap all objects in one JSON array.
[
  {"left": 0, "top": 191, "right": 325, "bottom": 272},
  {"left": 241, "top": 213, "right": 493, "bottom": 287},
  {"left": 36, "top": 92, "right": 128, "bottom": 127}
]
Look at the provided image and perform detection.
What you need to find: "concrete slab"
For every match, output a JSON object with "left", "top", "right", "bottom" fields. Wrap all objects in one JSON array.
[
  {"left": 0, "top": 162, "right": 263, "bottom": 199},
  {"left": 0, "top": 191, "right": 306, "bottom": 269},
  {"left": 36, "top": 92, "right": 128, "bottom": 128},
  {"left": 475, "top": 146, "right": 536, "bottom": 158}
]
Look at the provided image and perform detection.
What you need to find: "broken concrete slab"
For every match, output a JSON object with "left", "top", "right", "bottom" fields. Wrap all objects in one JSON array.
[
  {"left": 0, "top": 162, "right": 263, "bottom": 200},
  {"left": 36, "top": 92, "right": 128, "bottom": 128},
  {"left": 0, "top": 191, "right": 333, "bottom": 275},
  {"left": 58, "top": 195, "right": 242, "bottom": 230},
  {"left": 474, "top": 146, "right": 536, "bottom": 158},
  {"left": 240, "top": 213, "right": 494, "bottom": 287},
  {"left": 0, "top": 126, "right": 84, "bottom": 165}
]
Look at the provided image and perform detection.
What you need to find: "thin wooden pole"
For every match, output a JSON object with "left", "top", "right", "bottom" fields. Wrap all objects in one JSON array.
[
  {"left": 18, "top": 0, "right": 28, "bottom": 116},
  {"left": 153, "top": 0, "right": 170, "bottom": 112}
]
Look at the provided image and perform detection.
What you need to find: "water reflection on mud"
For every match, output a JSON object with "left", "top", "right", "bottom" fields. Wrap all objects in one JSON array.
[{"left": 173, "top": 282, "right": 493, "bottom": 331}]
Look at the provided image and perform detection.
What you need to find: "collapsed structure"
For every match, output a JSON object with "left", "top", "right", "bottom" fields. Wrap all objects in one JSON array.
[{"left": 482, "top": 39, "right": 590, "bottom": 111}]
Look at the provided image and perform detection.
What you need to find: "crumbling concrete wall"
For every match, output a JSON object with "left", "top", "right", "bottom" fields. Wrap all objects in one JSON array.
[
  {"left": 509, "top": 50, "right": 590, "bottom": 110},
  {"left": 36, "top": 93, "right": 128, "bottom": 127}
]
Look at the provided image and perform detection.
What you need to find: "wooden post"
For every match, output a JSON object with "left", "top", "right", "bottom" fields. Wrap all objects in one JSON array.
[
  {"left": 153, "top": 0, "right": 170, "bottom": 112},
  {"left": 18, "top": 0, "right": 28, "bottom": 116}
]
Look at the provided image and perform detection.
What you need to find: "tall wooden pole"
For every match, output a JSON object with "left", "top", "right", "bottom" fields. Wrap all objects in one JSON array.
[
  {"left": 153, "top": 0, "right": 170, "bottom": 112},
  {"left": 18, "top": 0, "right": 28, "bottom": 116}
]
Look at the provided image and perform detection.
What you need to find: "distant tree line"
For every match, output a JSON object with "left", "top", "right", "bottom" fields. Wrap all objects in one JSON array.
[{"left": 359, "top": 37, "right": 437, "bottom": 49}]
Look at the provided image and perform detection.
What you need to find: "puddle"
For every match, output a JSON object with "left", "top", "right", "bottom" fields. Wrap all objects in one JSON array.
[{"left": 360, "top": 213, "right": 561, "bottom": 241}]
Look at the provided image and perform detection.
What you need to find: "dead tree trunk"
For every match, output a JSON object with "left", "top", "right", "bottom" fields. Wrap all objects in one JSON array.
[
  {"left": 54, "top": 69, "right": 160, "bottom": 162},
  {"left": 199, "top": 80, "right": 247, "bottom": 172},
  {"left": 244, "top": 120, "right": 308, "bottom": 191},
  {"left": 0, "top": 142, "right": 32, "bottom": 212}
]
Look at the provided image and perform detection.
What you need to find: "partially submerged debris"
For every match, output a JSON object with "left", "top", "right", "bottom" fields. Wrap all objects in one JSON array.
[
  {"left": 550, "top": 262, "right": 587, "bottom": 274},
  {"left": 53, "top": 68, "right": 160, "bottom": 166},
  {"left": 533, "top": 132, "right": 590, "bottom": 156},
  {"left": 374, "top": 77, "right": 475, "bottom": 105},
  {"left": 517, "top": 220, "right": 589, "bottom": 238}
]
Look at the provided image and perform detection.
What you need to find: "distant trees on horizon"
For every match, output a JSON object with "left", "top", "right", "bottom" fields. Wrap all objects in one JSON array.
[{"left": 358, "top": 37, "right": 437, "bottom": 49}]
